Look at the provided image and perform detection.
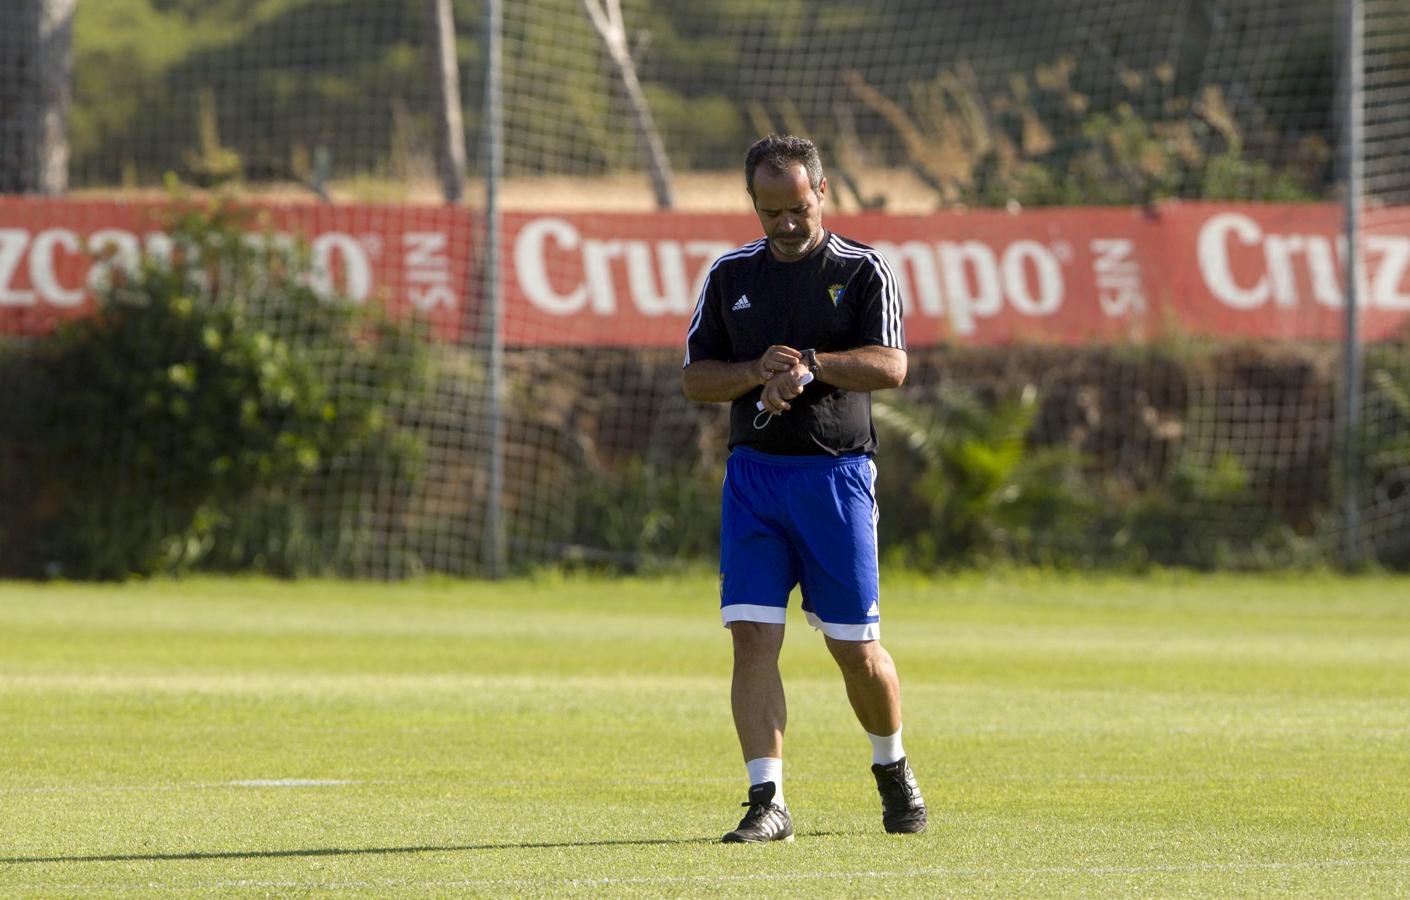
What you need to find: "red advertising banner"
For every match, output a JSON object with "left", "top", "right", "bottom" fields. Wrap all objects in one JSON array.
[
  {"left": 501, "top": 204, "right": 1410, "bottom": 346},
  {"left": 3, "top": 198, "right": 1408, "bottom": 346},
  {"left": 0, "top": 199, "right": 470, "bottom": 340},
  {"left": 1161, "top": 204, "right": 1410, "bottom": 342}
]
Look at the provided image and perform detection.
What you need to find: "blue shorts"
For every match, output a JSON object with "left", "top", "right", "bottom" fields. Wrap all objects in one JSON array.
[{"left": 720, "top": 446, "right": 881, "bottom": 641}]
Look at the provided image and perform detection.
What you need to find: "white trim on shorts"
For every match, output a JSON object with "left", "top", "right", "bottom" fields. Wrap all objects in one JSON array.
[
  {"left": 721, "top": 604, "right": 880, "bottom": 641},
  {"left": 805, "top": 611, "right": 880, "bottom": 641},
  {"left": 721, "top": 604, "right": 788, "bottom": 627}
]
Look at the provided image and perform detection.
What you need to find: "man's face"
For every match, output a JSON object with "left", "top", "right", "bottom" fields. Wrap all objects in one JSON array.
[{"left": 752, "top": 162, "right": 826, "bottom": 262}]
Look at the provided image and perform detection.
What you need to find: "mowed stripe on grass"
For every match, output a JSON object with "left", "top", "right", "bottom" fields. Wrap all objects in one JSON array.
[{"left": 1, "top": 572, "right": 1407, "bottom": 897}]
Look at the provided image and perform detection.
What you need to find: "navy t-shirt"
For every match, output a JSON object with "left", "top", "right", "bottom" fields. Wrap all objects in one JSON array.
[{"left": 684, "top": 231, "right": 906, "bottom": 456}]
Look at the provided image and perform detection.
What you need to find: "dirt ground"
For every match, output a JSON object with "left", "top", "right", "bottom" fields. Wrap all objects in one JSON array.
[
  {"left": 472, "top": 169, "right": 939, "bottom": 213},
  {"left": 72, "top": 169, "right": 940, "bottom": 213}
]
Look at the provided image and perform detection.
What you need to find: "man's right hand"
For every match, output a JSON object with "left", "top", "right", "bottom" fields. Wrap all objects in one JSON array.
[{"left": 682, "top": 346, "right": 805, "bottom": 405}]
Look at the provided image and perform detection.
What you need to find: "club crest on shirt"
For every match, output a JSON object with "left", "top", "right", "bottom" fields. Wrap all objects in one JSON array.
[{"left": 827, "top": 284, "right": 846, "bottom": 305}]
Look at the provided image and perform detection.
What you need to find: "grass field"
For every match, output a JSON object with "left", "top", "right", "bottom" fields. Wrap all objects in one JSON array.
[{"left": 1, "top": 572, "right": 1408, "bottom": 897}]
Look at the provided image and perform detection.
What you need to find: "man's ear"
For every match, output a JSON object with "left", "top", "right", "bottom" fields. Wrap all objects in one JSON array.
[{"left": 817, "top": 176, "right": 828, "bottom": 205}]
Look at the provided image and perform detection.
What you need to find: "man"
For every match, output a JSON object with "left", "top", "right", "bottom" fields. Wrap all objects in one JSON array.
[{"left": 682, "top": 134, "right": 926, "bottom": 843}]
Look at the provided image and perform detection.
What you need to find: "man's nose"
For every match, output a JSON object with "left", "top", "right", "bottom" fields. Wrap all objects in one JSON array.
[{"left": 778, "top": 216, "right": 798, "bottom": 233}]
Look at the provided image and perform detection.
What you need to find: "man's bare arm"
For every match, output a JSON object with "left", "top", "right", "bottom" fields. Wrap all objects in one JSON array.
[
  {"left": 755, "top": 345, "right": 907, "bottom": 414},
  {"left": 684, "top": 344, "right": 905, "bottom": 411},
  {"left": 682, "top": 345, "right": 803, "bottom": 403},
  {"left": 813, "top": 345, "right": 907, "bottom": 392}
]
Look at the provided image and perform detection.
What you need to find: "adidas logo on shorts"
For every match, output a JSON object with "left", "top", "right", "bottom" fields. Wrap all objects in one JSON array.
[
  {"left": 732, "top": 294, "right": 752, "bottom": 311},
  {"left": 865, "top": 600, "right": 880, "bottom": 617}
]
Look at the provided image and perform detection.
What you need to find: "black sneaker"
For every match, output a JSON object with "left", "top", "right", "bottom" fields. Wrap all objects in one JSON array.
[
  {"left": 872, "top": 757, "right": 927, "bottom": 834},
  {"left": 721, "top": 782, "right": 794, "bottom": 843}
]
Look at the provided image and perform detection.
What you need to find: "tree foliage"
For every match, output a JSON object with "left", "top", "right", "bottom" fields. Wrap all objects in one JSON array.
[
  {"left": 64, "top": 0, "right": 1338, "bottom": 204},
  {"left": 3, "top": 195, "right": 428, "bottom": 579}
]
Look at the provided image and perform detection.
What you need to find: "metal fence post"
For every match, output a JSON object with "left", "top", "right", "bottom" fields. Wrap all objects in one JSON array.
[
  {"left": 484, "top": 0, "right": 507, "bottom": 577},
  {"left": 1341, "top": 0, "right": 1364, "bottom": 567}
]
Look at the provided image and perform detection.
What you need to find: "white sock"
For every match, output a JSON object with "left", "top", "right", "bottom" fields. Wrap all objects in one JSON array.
[
  {"left": 745, "top": 757, "right": 784, "bottom": 807},
  {"left": 867, "top": 726, "right": 905, "bottom": 766}
]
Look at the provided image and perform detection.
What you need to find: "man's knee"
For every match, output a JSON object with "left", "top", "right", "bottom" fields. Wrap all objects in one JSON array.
[
  {"left": 826, "top": 637, "right": 892, "bottom": 677},
  {"left": 730, "top": 620, "right": 785, "bottom": 661}
]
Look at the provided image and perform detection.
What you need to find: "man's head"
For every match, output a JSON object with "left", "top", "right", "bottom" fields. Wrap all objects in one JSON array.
[{"left": 745, "top": 134, "right": 827, "bottom": 262}]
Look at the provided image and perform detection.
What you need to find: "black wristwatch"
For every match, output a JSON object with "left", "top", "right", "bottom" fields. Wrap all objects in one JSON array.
[{"left": 801, "top": 348, "right": 820, "bottom": 376}]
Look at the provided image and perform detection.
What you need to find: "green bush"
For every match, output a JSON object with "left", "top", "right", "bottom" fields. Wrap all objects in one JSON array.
[
  {"left": 1109, "top": 454, "right": 1315, "bottom": 570},
  {"left": 873, "top": 385, "right": 1096, "bottom": 568},
  {"left": 1360, "top": 341, "right": 1410, "bottom": 569},
  {"left": 873, "top": 379, "right": 1325, "bottom": 572},
  {"left": 24, "top": 198, "right": 427, "bottom": 579},
  {"left": 558, "top": 458, "right": 722, "bottom": 572}
]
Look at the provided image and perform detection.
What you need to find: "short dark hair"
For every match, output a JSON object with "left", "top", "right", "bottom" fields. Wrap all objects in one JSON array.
[{"left": 745, "top": 134, "right": 824, "bottom": 198}]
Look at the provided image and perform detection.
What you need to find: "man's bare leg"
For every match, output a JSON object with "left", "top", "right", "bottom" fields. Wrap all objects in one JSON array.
[
  {"left": 824, "top": 636, "right": 901, "bottom": 735},
  {"left": 730, "top": 621, "right": 787, "bottom": 760},
  {"left": 720, "top": 621, "right": 795, "bottom": 843},
  {"left": 825, "top": 635, "right": 927, "bottom": 834}
]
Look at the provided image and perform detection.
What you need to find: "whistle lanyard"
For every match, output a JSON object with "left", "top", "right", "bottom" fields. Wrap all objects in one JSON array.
[{"left": 753, "top": 371, "right": 814, "bottom": 429}]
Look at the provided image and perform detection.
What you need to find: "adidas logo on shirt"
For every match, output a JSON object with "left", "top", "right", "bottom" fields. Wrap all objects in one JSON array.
[{"left": 732, "top": 294, "right": 752, "bottom": 311}]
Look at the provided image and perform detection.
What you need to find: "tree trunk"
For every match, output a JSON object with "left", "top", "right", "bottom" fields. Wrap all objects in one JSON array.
[
  {"left": 426, "top": 0, "right": 466, "bottom": 204},
  {"left": 581, "top": 0, "right": 676, "bottom": 209},
  {"left": 0, "top": 0, "right": 76, "bottom": 194}
]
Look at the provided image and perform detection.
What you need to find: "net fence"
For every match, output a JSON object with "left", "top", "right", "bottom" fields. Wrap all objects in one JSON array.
[{"left": 1, "top": 0, "right": 1407, "bottom": 576}]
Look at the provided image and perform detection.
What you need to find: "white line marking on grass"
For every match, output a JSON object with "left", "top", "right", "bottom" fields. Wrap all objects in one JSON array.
[
  {"left": 10, "top": 859, "right": 1410, "bottom": 892},
  {"left": 452, "top": 858, "right": 1410, "bottom": 890},
  {"left": 434, "top": 857, "right": 1410, "bottom": 890},
  {"left": 225, "top": 779, "right": 357, "bottom": 788},
  {"left": 0, "top": 773, "right": 745, "bottom": 796},
  {"left": 539, "top": 858, "right": 1410, "bottom": 888},
  {"left": 1, "top": 779, "right": 366, "bottom": 795},
  {"left": 0, "top": 672, "right": 723, "bottom": 695}
]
